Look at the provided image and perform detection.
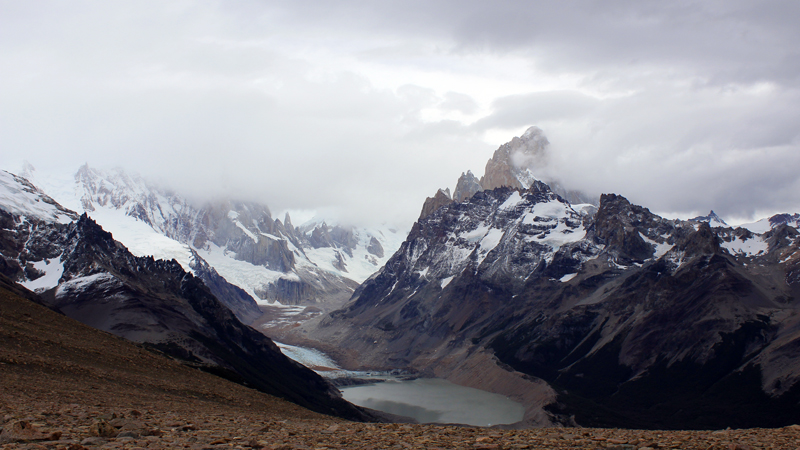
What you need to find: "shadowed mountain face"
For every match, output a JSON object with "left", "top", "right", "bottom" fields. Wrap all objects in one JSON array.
[
  {"left": 0, "top": 274, "right": 337, "bottom": 423},
  {"left": 308, "top": 182, "right": 800, "bottom": 429},
  {"left": 0, "top": 206, "right": 369, "bottom": 421}
]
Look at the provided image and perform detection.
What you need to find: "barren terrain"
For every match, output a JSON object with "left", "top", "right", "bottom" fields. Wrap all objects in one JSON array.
[{"left": 3, "top": 283, "right": 800, "bottom": 449}]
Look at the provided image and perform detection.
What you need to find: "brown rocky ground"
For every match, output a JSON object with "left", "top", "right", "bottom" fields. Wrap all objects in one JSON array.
[{"left": 3, "top": 284, "right": 800, "bottom": 450}]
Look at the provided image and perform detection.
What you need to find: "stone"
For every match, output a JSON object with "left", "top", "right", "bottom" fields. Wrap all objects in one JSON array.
[
  {"left": 80, "top": 437, "right": 107, "bottom": 445},
  {"left": 116, "top": 430, "right": 139, "bottom": 439},
  {"left": 0, "top": 420, "right": 61, "bottom": 443},
  {"left": 63, "top": 444, "right": 88, "bottom": 450},
  {"left": 89, "top": 420, "right": 117, "bottom": 438}
]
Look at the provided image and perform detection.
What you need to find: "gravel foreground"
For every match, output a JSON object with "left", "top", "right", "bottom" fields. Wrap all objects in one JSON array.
[
  {"left": 3, "top": 284, "right": 800, "bottom": 450},
  {"left": 3, "top": 396, "right": 800, "bottom": 450}
]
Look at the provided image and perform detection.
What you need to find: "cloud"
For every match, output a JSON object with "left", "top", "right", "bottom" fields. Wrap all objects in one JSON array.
[
  {"left": 472, "top": 91, "right": 600, "bottom": 131},
  {"left": 440, "top": 92, "right": 478, "bottom": 115},
  {"left": 1, "top": 0, "right": 799, "bottom": 228}
]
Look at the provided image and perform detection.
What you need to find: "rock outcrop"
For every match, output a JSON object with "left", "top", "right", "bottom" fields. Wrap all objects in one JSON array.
[
  {"left": 417, "top": 126, "right": 596, "bottom": 221},
  {"left": 418, "top": 188, "right": 453, "bottom": 221},
  {"left": 453, "top": 171, "right": 483, "bottom": 202},
  {"left": 480, "top": 126, "right": 548, "bottom": 191}
]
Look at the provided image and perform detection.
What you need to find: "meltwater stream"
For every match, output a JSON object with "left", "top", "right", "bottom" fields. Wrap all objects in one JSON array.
[{"left": 340, "top": 378, "right": 525, "bottom": 427}]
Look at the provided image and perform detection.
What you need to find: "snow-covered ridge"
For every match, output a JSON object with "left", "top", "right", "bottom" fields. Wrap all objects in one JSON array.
[
  {"left": 740, "top": 213, "right": 800, "bottom": 234},
  {"left": 7, "top": 163, "right": 407, "bottom": 307},
  {"left": 403, "top": 186, "right": 591, "bottom": 289},
  {"left": 0, "top": 170, "right": 77, "bottom": 224}
]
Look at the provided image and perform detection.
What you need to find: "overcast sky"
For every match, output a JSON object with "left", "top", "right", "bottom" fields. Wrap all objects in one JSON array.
[{"left": 1, "top": 1, "right": 799, "bottom": 227}]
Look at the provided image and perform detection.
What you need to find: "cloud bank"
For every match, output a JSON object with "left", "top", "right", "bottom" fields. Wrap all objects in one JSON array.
[{"left": 1, "top": 0, "right": 798, "bottom": 226}]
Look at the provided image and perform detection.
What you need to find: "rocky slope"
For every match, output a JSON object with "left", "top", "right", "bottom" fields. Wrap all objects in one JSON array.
[
  {"left": 0, "top": 170, "right": 369, "bottom": 420},
  {"left": 306, "top": 174, "right": 800, "bottom": 428},
  {"left": 5, "top": 281, "right": 800, "bottom": 448},
  {"left": 22, "top": 164, "right": 404, "bottom": 310}
]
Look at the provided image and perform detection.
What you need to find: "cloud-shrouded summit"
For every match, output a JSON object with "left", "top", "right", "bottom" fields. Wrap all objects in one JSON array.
[{"left": 1, "top": 0, "right": 799, "bottom": 226}]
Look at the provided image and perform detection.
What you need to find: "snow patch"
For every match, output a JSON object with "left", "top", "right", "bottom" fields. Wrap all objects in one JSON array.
[
  {"left": 499, "top": 191, "right": 523, "bottom": 210},
  {"left": 86, "top": 207, "right": 193, "bottom": 271},
  {"left": 440, "top": 276, "right": 454, "bottom": 288},
  {"left": 739, "top": 219, "right": 771, "bottom": 234},
  {"left": 559, "top": 273, "right": 578, "bottom": 283},
  {"left": 461, "top": 225, "right": 490, "bottom": 243},
  {"left": 475, "top": 228, "right": 505, "bottom": 265},
  {"left": 56, "top": 272, "right": 117, "bottom": 297},
  {"left": 722, "top": 235, "right": 768, "bottom": 257},
  {"left": 20, "top": 256, "right": 64, "bottom": 292},
  {"left": 639, "top": 233, "right": 674, "bottom": 259}
]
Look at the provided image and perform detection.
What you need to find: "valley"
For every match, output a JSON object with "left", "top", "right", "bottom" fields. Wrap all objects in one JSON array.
[
  {"left": 4, "top": 264, "right": 800, "bottom": 449},
  {"left": 3, "top": 125, "right": 800, "bottom": 436}
]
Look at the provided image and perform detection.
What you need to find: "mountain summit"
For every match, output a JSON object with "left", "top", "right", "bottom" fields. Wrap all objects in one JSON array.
[
  {"left": 481, "top": 126, "right": 549, "bottom": 191},
  {"left": 419, "top": 126, "right": 596, "bottom": 221}
]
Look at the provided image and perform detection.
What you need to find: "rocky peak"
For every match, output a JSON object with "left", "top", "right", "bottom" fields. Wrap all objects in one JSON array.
[
  {"left": 592, "top": 193, "right": 676, "bottom": 263},
  {"left": 770, "top": 213, "right": 800, "bottom": 229},
  {"left": 689, "top": 210, "right": 729, "bottom": 227},
  {"left": 453, "top": 170, "right": 483, "bottom": 202},
  {"left": 418, "top": 188, "right": 453, "bottom": 220},
  {"left": 678, "top": 221, "right": 723, "bottom": 258},
  {"left": 480, "top": 126, "right": 548, "bottom": 191}
]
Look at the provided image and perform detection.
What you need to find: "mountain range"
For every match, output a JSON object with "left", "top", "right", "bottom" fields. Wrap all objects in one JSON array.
[
  {"left": 3, "top": 125, "right": 800, "bottom": 430},
  {"left": 0, "top": 169, "right": 372, "bottom": 420},
  {"left": 17, "top": 163, "right": 406, "bottom": 316},
  {"left": 298, "top": 126, "right": 800, "bottom": 429}
]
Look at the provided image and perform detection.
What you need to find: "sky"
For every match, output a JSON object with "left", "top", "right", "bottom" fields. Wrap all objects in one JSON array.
[{"left": 1, "top": 0, "right": 799, "bottom": 227}]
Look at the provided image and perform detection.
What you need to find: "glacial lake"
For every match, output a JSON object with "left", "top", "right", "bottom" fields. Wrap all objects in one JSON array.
[{"left": 340, "top": 378, "right": 525, "bottom": 426}]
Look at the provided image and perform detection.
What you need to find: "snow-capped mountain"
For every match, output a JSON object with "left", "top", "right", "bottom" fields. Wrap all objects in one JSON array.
[
  {"left": 19, "top": 163, "right": 406, "bottom": 312},
  {"left": 0, "top": 170, "right": 77, "bottom": 224},
  {"left": 0, "top": 171, "right": 371, "bottom": 420},
  {"left": 689, "top": 210, "right": 729, "bottom": 227},
  {"left": 306, "top": 138, "right": 800, "bottom": 428}
]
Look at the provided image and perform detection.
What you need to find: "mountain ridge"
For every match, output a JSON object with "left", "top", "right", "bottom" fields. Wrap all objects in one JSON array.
[
  {"left": 302, "top": 167, "right": 800, "bottom": 428},
  {"left": 17, "top": 163, "right": 406, "bottom": 313},
  {"left": 0, "top": 171, "right": 372, "bottom": 420}
]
